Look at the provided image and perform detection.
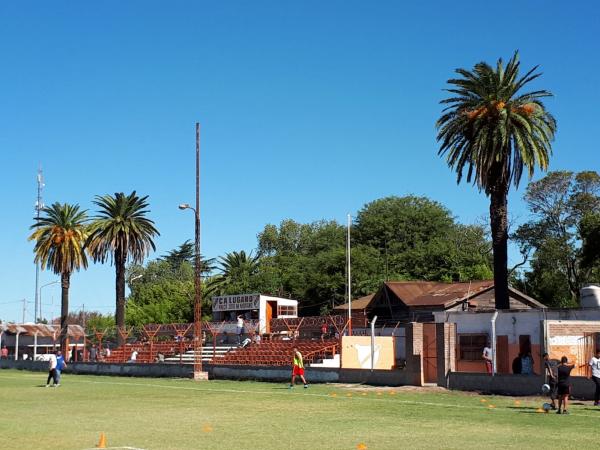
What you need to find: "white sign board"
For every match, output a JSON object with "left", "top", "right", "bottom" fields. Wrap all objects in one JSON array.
[{"left": 212, "top": 294, "right": 260, "bottom": 312}]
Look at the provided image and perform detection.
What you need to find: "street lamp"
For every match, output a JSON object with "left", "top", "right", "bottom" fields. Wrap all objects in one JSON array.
[
  {"left": 39, "top": 280, "right": 59, "bottom": 322},
  {"left": 178, "top": 122, "right": 208, "bottom": 381}
]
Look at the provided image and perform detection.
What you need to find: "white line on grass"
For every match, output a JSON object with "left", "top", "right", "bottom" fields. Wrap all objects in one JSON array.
[{"left": 3, "top": 372, "right": 600, "bottom": 419}]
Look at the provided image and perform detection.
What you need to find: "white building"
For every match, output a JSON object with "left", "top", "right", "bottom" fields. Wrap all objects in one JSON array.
[{"left": 211, "top": 293, "right": 298, "bottom": 335}]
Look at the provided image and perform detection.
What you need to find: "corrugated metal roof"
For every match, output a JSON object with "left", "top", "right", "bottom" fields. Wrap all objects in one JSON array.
[
  {"left": 387, "top": 280, "right": 494, "bottom": 307},
  {"left": 334, "top": 294, "right": 375, "bottom": 311},
  {"left": 3, "top": 323, "right": 86, "bottom": 339}
]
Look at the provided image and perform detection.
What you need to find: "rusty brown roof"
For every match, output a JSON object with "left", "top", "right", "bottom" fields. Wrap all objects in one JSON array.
[
  {"left": 3, "top": 323, "right": 86, "bottom": 339},
  {"left": 386, "top": 280, "right": 494, "bottom": 307},
  {"left": 334, "top": 294, "right": 375, "bottom": 311}
]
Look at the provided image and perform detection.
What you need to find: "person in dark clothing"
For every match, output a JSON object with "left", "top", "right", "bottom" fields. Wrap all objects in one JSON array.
[
  {"left": 512, "top": 353, "right": 522, "bottom": 374},
  {"left": 556, "top": 356, "right": 576, "bottom": 415},
  {"left": 543, "top": 353, "right": 557, "bottom": 410}
]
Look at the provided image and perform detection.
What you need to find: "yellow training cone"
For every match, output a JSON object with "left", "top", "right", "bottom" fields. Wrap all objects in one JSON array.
[
  {"left": 488, "top": 404, "right": 496, "bottom": 409},
  {"left": 330, "top": 393, "right": 337, "bottom": 397},
  {"left": 357, "top": 443, "right": 368, "bottom": 450},
  {"left": 202, "top": 424, "right": 213, "bottom": 433},
  {"left": 480, "top": 399, "right": 487, "bottom": 403},
  {"left": 96, "top": 432, "right": 106, "bottom": 449},
  {"left": 514, "top": 400, "right": 521, "bottom": 406},
  {"left": 346, "top": 393, "right": 353, "bottom": 397},
  {"left": 536, "top": 408, "right": 545, "bottom": 413}
]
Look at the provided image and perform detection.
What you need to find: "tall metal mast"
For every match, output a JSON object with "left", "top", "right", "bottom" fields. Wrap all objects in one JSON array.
[{"left": 34, "top": 167, "right": 45, "bottom": 322}]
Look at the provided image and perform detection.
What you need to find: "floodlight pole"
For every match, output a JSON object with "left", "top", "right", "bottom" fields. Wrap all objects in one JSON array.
[
  {"left": 179, "top": 124, "right": 208, "bottom": 380},
  {"left": 347, "top": 214, "right": 352, "bottom": 336},
  {"left": 193, "top": 123, "right": 206, "bottom": 380}
]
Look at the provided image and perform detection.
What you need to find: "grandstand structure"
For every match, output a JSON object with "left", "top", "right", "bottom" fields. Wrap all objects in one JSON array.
[{"left": 90, "top": 315, "right": 350, "bottom": 367}]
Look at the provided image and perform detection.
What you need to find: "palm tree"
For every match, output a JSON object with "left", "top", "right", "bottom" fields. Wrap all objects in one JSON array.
[
  {"left": 86, "top": 192, "right": 159, "bottom": 331},
  {"left": 29, "top": 203, "right": 89, "bottom": 351},
  {"left": 211, "top": 250, "right": 260, "bottom": 294},
  {"left": 436, "top": 52, "right": 556, "bottom": 309}
]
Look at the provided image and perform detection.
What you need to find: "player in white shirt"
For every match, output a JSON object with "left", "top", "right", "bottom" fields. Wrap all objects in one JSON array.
[
  {"left": 588, "top": 350, "right": 600, "bottom": 406},
  {"left": 482, "top": 343, "right": 493, "bottom": 375},
  {"left": 46, "top": 353, "right": 58, "bottom": 387}
]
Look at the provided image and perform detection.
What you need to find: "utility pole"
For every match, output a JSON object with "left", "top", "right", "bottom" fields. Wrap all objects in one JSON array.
[
  {"left": 34, "top": 167, "right": 45, "bottom": 322},
  {"left": 347, "top": 214, "right": 352, "bottom": 336},
  {"left": 22, "top": 298, "right": 27, "bottom": 323}
]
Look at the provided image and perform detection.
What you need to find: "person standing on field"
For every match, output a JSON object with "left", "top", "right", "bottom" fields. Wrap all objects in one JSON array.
[
  {"left": 543, "top": 353, "right": 557, "bottom": 410},
  {"left": 289, "top": 347, "right": 308, "bottom": 389},
  {"left": 557, "top": 356, "right": 576, "bottom": 415},
  {"left": 46, "top": 353, "right": 58, "bottom": 387},
  {"left": 589, "top": 350, "right": 600, "bottom": 406},
  {"left": 55, "top": 350, "right": 67, "bottom": 386}
]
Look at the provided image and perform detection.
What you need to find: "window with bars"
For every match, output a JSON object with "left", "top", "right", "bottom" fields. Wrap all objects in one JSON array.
[
  {"left": 459, "top": 334, "right": 488, "bottom": 361},
  {"left": 277, "top": 305, "right": 297, "bottom": 316}
]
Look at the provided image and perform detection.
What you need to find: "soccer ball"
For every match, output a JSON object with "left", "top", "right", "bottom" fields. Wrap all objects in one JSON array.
[
  {"left": 542, "top": 402, "right": 553, "bottom": 412},
  {"left": 541, "top": 384, "right": 551, "bottom": 394}
]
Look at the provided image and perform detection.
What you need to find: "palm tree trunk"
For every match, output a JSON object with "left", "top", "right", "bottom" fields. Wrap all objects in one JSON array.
[
  {"left": 60, "top": 271, "right": 70, "bottom": 354},
  {"left": 490, "top": 183, "right": 510, "bottom": 309},
  {"left": 115, "top": 249, "right": 126, "bottom": 343}
]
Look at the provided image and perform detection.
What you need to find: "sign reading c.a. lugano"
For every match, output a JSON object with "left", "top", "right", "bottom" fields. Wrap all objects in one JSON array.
[{"left": 211, "top": 294, "right": 260, "bottom": 312}]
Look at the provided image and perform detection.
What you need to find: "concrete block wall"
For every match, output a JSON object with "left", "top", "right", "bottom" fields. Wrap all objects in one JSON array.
[
  {"left": 449, "top": 372, "right": 544, "bottom": 396},
  {"left": 448, "top": 371, "right": 599, "bottom": 400}
]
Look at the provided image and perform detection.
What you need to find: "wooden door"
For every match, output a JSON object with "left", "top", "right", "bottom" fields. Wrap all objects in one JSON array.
[
  {"left": 265, "top": 302, "right": 274, "bottom": 334},
  {"left": 496, "top": 335, "right": 509, "bottom": 374},
  {"left": 422, "top": 323, "right": 437, "bottom": 383}
]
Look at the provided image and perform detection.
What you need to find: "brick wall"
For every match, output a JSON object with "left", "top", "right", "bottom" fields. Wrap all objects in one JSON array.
[
  {"left": 546, "top": 320, "right": 600, "bottom": 376},
  {"left": 436, "top": 323, "right": 456, "bottom": 387},
  {"left": 405, "top": 323, "right": 424, "bottom": 385},
  {"left": 548, "top": 322, "right": 600, "bottom": 336}
]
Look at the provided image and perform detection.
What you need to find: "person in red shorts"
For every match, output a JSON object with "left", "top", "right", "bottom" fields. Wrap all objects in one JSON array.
[{"left": 289, "top": 347, "right": 308, "bottom": 389}]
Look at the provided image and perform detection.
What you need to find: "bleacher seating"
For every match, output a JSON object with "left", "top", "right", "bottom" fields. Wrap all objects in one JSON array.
[
  {"left": 102, "top": 340, "right": 188, "bottom": 363},
  {"left": 215, "top": 339, "right": 339, "bottom": 366}
]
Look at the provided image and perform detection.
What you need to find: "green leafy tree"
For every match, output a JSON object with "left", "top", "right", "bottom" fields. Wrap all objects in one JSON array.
[
  {"left": 29, "top": 203, "right": 89, "bottom": 350},
  {"left": 127, "top": 260, "right": 195, "bottom": 326},
  {"left": 514, "top": 171, "right": 600, "bottom": 305},
  {"left": 160, "top": 240, "right": 216, "bottom": 274},
  {"left": 437, "top": 52, "right": 556, "bottom": 308},
  {"left": 354, "top": 196, "right": 492, "bottom": 282},
  {"left": 86, "top": 191, "right": 159, "bottom": 332},
  {"left": 581, "top": 213, "right": 600, "bottom": 270}
]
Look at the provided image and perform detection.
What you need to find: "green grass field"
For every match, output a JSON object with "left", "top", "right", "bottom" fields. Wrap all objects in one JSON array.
[{"left": 1, "top": 369, "right": 599, "bottom": 449}]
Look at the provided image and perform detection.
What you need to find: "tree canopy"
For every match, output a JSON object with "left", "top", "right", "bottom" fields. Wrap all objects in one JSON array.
[{"left": 514, "top": 171, "right": 600, "bottom": 306}]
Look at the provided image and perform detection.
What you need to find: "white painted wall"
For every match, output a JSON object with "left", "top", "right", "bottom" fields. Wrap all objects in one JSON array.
[{"left": 434, "top": 309, "right": 600, "bottom": 345}]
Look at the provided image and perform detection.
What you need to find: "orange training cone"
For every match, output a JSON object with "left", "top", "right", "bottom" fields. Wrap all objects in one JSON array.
[{"left": 96, "top": 432, "right": 107, "bottom": 449}]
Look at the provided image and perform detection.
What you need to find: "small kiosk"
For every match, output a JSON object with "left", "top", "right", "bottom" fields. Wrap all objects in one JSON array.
[{"left": 211, "top": 293, "right": 298, "bottom": 335}]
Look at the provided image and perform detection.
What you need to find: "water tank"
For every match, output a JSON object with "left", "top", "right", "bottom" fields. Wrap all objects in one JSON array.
[{"left": 581, "top": 285, "right": 600, "bottom": 308}]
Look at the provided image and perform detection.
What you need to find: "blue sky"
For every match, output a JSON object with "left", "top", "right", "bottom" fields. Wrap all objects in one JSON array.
[{"left": 0, "top": 1, "right": 598, "bottom": 322}]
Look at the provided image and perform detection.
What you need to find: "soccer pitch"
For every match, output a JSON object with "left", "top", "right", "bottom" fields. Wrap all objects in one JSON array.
[{"left": 1, "top": 369, "right": 599, "bottom": 449}]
